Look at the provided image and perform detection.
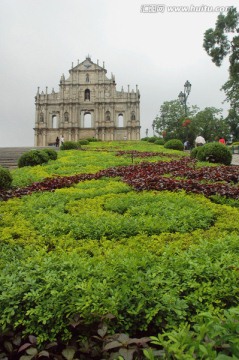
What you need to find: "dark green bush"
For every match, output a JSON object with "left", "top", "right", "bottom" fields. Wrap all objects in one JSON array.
[
  {"left": 0, "top": 166, "right": 12, "bottom": 189},
  {"left": 86, "top": 137, "right": 98, "bottom": 142},
  {"left": 78, "top": 139, "right": 89, "bottom": 145},
  {"left": 154, "top": 139, "right": 165, "bottom": 145},
  {"left": 41, "top": 148, "right": 58, "bottom": 161},
  {"left": 190, "top": 147, "right": 200, "bottom": 159},
  {"left": 60, "top": 141, "right": 79, "bottom": 150},
  {"left": 164, "top": 139, "right": 184, "bottom": 151},
  {"left": 141, "top": 137, "right": 149, "bottom": 141},
  {"left": 147, "top": 136, "right": 158, "bottom": 143},
  {"left": 18, "top": 150, "right": 49, "bottom": 168},
  {"left": 196, "top": 143, "right": 232, "bottom": 165}
]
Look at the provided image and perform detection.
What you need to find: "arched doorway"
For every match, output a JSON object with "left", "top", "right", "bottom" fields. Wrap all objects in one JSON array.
[
  {"left": 52, "top": 115, "right": 58, "bottom": 128},
  {"left": 84, "top": 112, "right": 92, "bottom": 127},
  {"left": 118, "top": 113, "right": 124, "bottom": 127}
]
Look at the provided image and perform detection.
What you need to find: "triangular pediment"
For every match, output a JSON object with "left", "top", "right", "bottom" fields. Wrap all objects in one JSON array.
[
  {"left": 80, "top": 58, "right": 94, "bottom": 69},
  {"left": 71, "top": 57, "right": 105, "bottom": 72}
]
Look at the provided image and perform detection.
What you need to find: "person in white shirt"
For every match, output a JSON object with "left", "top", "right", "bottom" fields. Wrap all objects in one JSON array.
[{"left": 195, "top": 136, "right": 205, "bottom": 147}]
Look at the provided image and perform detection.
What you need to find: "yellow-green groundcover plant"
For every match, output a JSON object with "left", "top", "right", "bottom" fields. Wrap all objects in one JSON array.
[{"left": 1, "top": 141, "right": 239, "bottom": 359}]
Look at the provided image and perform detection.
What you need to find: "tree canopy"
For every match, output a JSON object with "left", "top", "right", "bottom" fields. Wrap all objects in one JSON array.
[
  {"left": 203, "top": 7, "right": 239, "bottom": 108},
  {"left": 192, "top": 107, "right": 229, "bottom": 142},
  {"left": 153, "top": 101, "right": 230, "bottom": 145},
  {"left": 153, "top": 100, "right": 198, "bottom": 143}
]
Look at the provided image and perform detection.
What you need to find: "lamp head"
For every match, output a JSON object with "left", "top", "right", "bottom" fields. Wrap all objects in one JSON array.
[
  {"left": 184, "top": 80, "right": 191, "bottom": 96},
  {"left": 178, "top": 91, "right": 185, "bottom": 104}
]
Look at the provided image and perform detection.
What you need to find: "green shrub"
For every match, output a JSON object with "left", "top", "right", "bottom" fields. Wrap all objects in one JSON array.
[
  {"left": 0, "top": 166, "right": 12, "bottom": 189},
  {"left": 190, "top": 147, "right": 200, "bottom": 159},
  {"left": 78, "top": 139, "right": 89, "bottom": 145},
  {"left": 196, "top": 143, "right": 232, "bottom": 165},
  {"left": 86, "top": 137, "right": 98, "bottom": 142},
  {"left": 154, "top": 139, "right": 165, "bottom": 145},
  {"left": 60, "top": 141, "right": 79, "bottom": 150},
  {"left": 210, "top": 195, "right": 239, "bottom": 208},
  {"left": 18, "top": 150, "right": 49, "bottom": 168},
  {"left": 41, "top": 148, "right": 58, "bottom": 161},
  {"left": 1, "top": 232, "right": 239, "bottom": 345},
  {"left": 164, "top": 139, "right": 184, "bottom": 151},
  {"left": 149, "top": 307, "right": 239, "bottom": 359},
  {"left": 141, "top": 137, "right": 149, "bottom": 141},
  {"left": 147, "top": 136, "right": 158, "bottom": 143}
]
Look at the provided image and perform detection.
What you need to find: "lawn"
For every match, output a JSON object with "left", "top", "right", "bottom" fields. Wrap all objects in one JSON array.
[{"left": 1, "top": 141, "right": 239, "bottom": 359}]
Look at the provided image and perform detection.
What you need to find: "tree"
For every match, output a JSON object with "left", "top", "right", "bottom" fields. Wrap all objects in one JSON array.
[
  {"left": 153, "top": 100, "right": 199, "bottom": 142},
  {"left": 203, "top": 7, "right": 239, "bottom": 107},
  {"left": 225, "top": 107, "right": 239, "bottom": 141},
  {"left": 153, "top": 104, "right": 230, "bottom": 145},
  {"left": 191, "top": 107, "right": 230, "bottom": 142}
]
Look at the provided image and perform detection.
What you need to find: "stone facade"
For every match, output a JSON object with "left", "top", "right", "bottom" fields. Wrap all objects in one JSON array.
[{"left": 34, "top": 57, "right": 141, "bottom": 146}]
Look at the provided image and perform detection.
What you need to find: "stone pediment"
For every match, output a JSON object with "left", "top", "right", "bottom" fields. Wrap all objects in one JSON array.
[{"left": 71, "top": 57, "right": 105, "bottom": 72}]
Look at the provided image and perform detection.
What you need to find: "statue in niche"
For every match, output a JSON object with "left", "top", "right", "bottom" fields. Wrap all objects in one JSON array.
[
  {"left": 64, "top": 112, "right": 69, "bottom": 122},
  {"left": 85, "top": 89, "right": 90, "bottom": 100},
  {"left": 39, "top": 113, "right": 44, "bottom": 122},
  {"left": 105, "top": 111, "right": 111, "bottom": 121}
]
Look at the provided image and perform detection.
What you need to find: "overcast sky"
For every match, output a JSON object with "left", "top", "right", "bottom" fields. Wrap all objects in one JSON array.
[{"left": 0, "top": 0, "right": 237, "bottom": 147}]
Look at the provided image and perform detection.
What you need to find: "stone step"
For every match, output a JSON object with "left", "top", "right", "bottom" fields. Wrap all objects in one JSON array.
[{"left": 0, "top": 147, "right": 58, "bottom": 169}]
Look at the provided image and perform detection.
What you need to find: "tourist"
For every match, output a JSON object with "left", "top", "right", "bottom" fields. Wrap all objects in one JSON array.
[
  {"left": 195, "top": 135, "right": 205, "bottom": 147},
  {"left": 184, "top": 140, "right": 189, "bottom": 150},
  {"left": 60, "top": 135, "right": 64, "bottom": 145},
  {"left": 219, "top": 137, "right": 226, "bottom": 145},
  {"left": 55, "top": 136, "right": 60, "bottom": 147}
]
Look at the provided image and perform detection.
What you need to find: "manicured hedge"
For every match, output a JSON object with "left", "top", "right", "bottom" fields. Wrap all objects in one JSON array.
[
  {"left": 41, "top": 148, "right": 58, "bottom": 160},
  {"left": 0, "top": 166, "right": 12, "bottom": 189},
  {"left": 60, "top": 141, "right": 79, "bottom": 150},
  {"left": 164, "top": 139, "right": 184, "bottom": 151},
  {"left": 18, "top": 150, "right": 49, "bottom": 167},
  {"left": 196, "top": 143, "right": 232, "bottom": 165}
]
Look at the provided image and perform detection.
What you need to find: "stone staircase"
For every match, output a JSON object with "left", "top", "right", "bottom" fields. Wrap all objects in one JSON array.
[{"left": 0, "top": 147, "right": 57, "bottom": 169}]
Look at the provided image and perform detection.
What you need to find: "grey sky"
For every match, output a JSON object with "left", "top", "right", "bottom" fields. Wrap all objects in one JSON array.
[{"left": 0, "top": 0, "right": 236, "bottom": 146}]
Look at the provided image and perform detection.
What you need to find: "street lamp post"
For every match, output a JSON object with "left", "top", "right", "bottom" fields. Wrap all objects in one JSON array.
[
  {"left": 178, "top": 80, "right": 192, "bottom": 117},
  {"left": 179, "top": 81, "right": 191, "bottom": 142},
  {"left": 152, "top": 122, "right": 155, "bottom": 136}
]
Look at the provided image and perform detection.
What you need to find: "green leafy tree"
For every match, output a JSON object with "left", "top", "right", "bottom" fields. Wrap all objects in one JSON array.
[
  {"left": 191, "top": 107, "right": 230, "bottom": 142},
  {"left": 203, "top": 7, "right": 239, "bottom": 107},
  {"left": 225, "top": 107, "right": 239, "bottom": 141},
  {"left": 153, "top": 100, "right": 199, "bottom": 142}
]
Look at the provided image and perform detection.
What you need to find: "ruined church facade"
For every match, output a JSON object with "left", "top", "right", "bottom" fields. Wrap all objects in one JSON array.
[{"left": 34, "top": 57, "right": 141, "bottom": 146}]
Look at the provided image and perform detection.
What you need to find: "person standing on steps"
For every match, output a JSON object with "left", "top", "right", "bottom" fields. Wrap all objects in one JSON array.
[{"left": 55, "top": 136, "right": 60, "bottom": 147}]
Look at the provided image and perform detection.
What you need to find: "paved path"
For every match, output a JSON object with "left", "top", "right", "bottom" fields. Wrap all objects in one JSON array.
[
  {"left": 0, "top": 147, "right": 238, "bottom": 169},
  {"left": 232, "top": 154, "right": 239, "bottom": 166}
]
